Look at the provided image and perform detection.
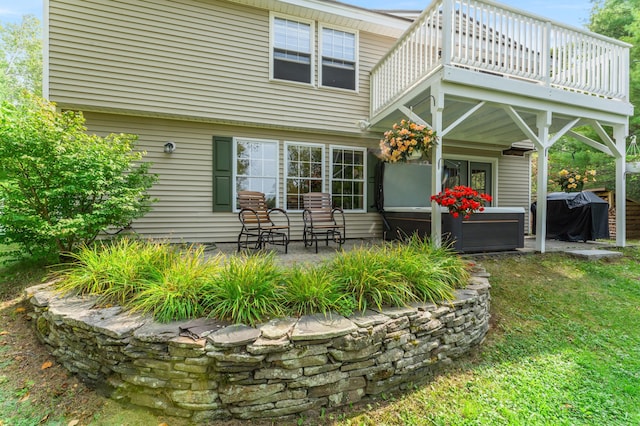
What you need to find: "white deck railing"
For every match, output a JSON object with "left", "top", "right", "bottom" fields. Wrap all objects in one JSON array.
[{"left": 370, "top": 0, "right": 630, "bottom": 117}]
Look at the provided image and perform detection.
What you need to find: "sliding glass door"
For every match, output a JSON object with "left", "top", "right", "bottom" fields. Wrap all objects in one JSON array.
[{"left": 443, "top": 160, "right": 493, "bottom": 201}]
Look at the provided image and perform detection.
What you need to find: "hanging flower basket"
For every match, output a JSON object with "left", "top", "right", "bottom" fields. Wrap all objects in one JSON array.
[
  {"left": 626, "top": 136, "right": 640, "bottom": 174},
  {"left": 379, "top": 119, "right": 436, "bottom": 163},
  {"left": 626, "top": 162, "right": 640, "bottom": 173}
]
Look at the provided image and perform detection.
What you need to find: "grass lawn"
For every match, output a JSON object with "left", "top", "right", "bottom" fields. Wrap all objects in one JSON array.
[
  {"left": 1, "top": 246, "right": 639, "bottom": 425},
  {"left": 341, "top": 249, "right": 640, "bottom": 425}
]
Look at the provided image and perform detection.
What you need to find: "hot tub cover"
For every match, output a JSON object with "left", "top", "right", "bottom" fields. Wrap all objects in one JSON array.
[{"left": 531, "top": 191, "right": 609, "bottom": 242}]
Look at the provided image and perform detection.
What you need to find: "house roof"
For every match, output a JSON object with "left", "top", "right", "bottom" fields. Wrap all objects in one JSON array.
[
  {"left": 373, "top": 10, "right": 423, "bottom": 20},
  {"left": 224, "top": 0, "right": 412, "bottom": 37}
]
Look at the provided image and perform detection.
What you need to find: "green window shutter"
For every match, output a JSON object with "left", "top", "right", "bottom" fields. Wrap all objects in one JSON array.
[
  {"left": 212, "top": 136, "right": 233, "bottom": 212},
  {"left": 367, "top": 151, "right": 380, "bottom": 212}
]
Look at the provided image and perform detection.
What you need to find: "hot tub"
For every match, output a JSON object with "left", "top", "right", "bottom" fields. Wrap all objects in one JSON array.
[
  {"left": 382, "top": 206, "right": 525, "bottom": 253},
  {"left": 375, "top": 162, "right": 525, "bottom": 252}
]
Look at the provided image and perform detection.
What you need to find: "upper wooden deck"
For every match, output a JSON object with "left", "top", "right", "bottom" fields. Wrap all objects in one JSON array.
[{"left": 370, "top": 0, "right": 631, "bottom": 122}]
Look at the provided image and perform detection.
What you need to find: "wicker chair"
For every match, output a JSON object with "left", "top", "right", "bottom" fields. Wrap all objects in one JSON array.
[
  {"left": 237, "top": 191, "right": 290, "bottom": 253},
  {"left": 302, "top": 192, "right": 345, "bottom": 253}
]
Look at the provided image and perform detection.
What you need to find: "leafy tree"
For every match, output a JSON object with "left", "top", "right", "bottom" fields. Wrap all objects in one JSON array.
[
  {"left": 589, "top": 0, "right": 640, "bottom": 199},
  {"left": 0, "top": 95, "right": 157, "bottom": 261},
  {"left": 538, "top": 0, "right": 640, "bottom": 201},
  {"left": 0, "top": 15, "right": 42, "bottom": 102},
  {"left": 590, "top": 0, "right": 640, "bottom": 134}
]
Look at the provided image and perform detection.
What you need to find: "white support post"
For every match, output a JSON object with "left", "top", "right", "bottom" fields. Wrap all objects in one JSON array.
[
  {"left": 431, "top": 85, "right": 445, "bottom": 247},
  {"left": 535, "top": 111, "right": 552, "bottom": 253},
  {"left": 614, "top": 125, "right": 627, "bottom": 247}
]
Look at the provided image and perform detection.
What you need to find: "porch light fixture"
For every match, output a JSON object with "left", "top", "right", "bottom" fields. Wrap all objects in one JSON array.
[{"left": 164, "top": 141, "right": 176, "bottom": 154}]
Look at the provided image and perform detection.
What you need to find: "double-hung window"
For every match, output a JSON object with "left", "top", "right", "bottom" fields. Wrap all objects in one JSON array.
[
  {"left": 272, "top": 16, "right": 313, "bottom": 84},
  {"left": 234, "top": 138, "right": 279, "bottom": 209},
  {"left": 270, "top": 15, "right": 358, "bottom": 90},
  {"left": 285, "top": 142, "right": 324, "bottom": 210},
  {"left": 320, "top": 26, "right": 357, "bottom": 90},
  {"left": 330, "top": 146, "right": 365, "bottom": 211}
]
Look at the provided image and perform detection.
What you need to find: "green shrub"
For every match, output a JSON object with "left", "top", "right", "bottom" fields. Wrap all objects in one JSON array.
[
  {"left": 202, "top": 253, "right": 284, "bottom": 325},
  {"left": 282, "top": 265, "right": 354, "bottom": 317},
  {"left": 0, "top": 95, "right": 157, "bottom": 261},
  {"left": 132, "top": 246, "right": 223, "bottom": 323},
  {"left": 328, "top": 246, "right": 415, "bottom": 312}
]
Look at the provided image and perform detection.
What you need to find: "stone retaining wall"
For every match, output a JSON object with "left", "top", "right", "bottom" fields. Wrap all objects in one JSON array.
[{"left": 27, "top": 269, "right": 491, "bottom": 422}]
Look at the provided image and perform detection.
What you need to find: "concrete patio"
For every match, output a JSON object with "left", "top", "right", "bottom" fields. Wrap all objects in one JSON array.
[{"left": 206, "top": 236, "right": 626, "bottom": 267}]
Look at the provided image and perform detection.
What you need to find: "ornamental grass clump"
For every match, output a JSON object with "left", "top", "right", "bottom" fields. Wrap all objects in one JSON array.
[
  {"left": 431, "top": 185, "right": 492, "bottom": 219},
  {"left": 131, "top": 246, "right": 223, "bottom": 323},
  {"left": 202, "top": 253, "right": 284, "bottom": 326},
  {"left": 282, "top": 266, "right": 355, "bottom": 317},
  {"left": 395, "top": 235, "right": 469, "bottom": 302},
  {"left": 56, "top": 237, "right": 471, "bottom": 325},
  {"left": 378, "top": 238, "right": 462, "bottom": 302},
  {"left": 328, "top": 246, "right": 414, "bottom": 312},
  {"left": 57, "top": 237, "right": 179, "bottom": 305}
]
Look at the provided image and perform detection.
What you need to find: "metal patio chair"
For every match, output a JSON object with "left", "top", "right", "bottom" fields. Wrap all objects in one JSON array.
[
  {"left": 302, "top": 192, "right": 346, "bottom": 253},
  {"left": 237, "top": 191, "right": 290, "bottom": 253}
]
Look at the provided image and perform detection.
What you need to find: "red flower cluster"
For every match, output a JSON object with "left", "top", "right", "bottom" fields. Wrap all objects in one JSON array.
[{"left": 430, "top": 186, "right": 492, "bottom": 219}]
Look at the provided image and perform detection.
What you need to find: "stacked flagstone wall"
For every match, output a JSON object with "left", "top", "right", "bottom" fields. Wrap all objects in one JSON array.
[{"left": 27, "top": 270, "right": 491, "bottom": 422}]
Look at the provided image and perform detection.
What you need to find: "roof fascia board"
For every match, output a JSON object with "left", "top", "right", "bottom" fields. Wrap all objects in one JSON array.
[{"left": 224, "top": 0, "right": 410, "bottom": 36}]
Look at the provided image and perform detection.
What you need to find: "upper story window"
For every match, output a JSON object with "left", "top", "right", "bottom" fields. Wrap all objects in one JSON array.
[
  {"left": 320, "top": 27, "right": 357, "bottom": 90},
  {"left": 272, "top": 16, "right": 313, "bottom": 84},
  {"left": 234, "top": 138, "right": 279, "bottom": 209}
]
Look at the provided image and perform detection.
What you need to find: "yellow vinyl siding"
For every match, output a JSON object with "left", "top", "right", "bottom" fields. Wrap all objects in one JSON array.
[
  {"left": 48, "top": 0, "right": 396, "bottom": 135},
  {"left": 497, "top": 154, "right": 532, "bottom": 233},
  {"left": 82, "top": 112, "right": 382, "bottom": 243},
  {"left": 75, "top": 110, "right": 532, "bottom": 242}
]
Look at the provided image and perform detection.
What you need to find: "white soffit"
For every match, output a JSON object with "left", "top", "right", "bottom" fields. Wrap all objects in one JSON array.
[{"left": 223, "top": 0, "right": 412, "bottom": 37}]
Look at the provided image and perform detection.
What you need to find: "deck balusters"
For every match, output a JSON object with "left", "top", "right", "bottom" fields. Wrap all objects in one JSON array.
[{"left": 370, "top": 0, "right": 630, "bottom": 117}]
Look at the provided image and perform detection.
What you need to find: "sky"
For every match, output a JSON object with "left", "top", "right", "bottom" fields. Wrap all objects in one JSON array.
[
  {"left": 347, "top": 0, "right": 594, "bottom": 29},
  {"left": 0, "top": 0, "right": 593, "bottom": 29}
]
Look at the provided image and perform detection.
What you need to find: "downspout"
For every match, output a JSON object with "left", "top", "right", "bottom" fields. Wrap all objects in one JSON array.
[{"left": 43, "top": 0, "right": 50, "bottom": 99}]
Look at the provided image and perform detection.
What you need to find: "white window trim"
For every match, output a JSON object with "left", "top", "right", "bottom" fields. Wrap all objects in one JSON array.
[
  {"left": 232, "top": 137, "right": 280, "bottom": 212},
  {"left": 330, "top": 145, "right": 367, "bottom": 212},
  {"left": 318, "top": 24, "right": 359, "bottom": 93},
  {"left": 284, "top": 141, "right": 326, "bottom": 212},
  {"left": 269, "top": 12, "right": 315, "bottom": 87}
]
